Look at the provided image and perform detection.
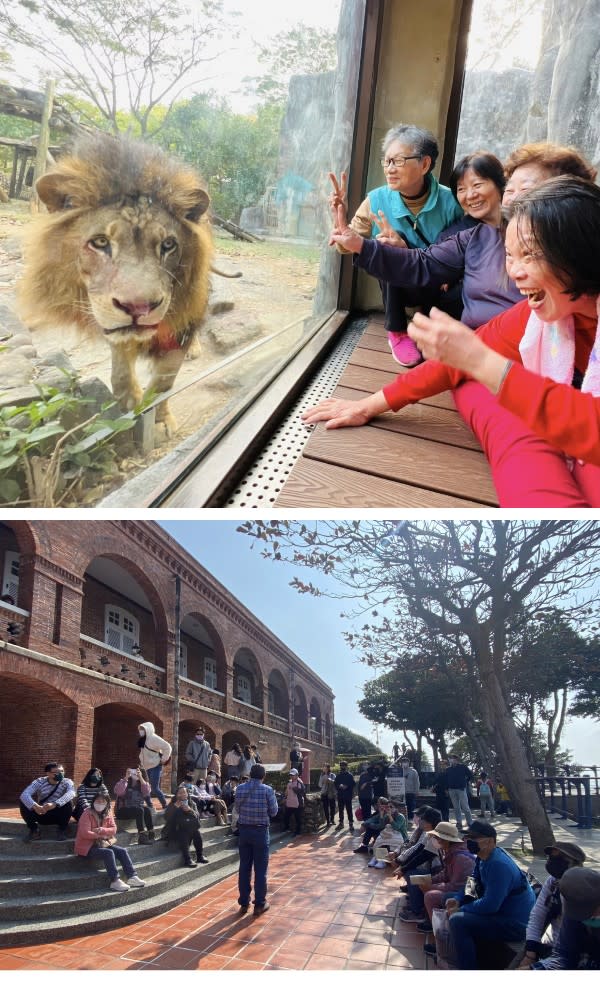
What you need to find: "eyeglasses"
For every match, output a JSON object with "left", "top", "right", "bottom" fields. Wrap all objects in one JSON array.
[{"left": 381, "top": 155, "right": 422, "bottom": 169}]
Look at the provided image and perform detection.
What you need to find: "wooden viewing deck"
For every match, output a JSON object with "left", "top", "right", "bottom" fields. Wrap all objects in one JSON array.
[{"left": 277, "top": 314, "right": 499, "bottom": 508}]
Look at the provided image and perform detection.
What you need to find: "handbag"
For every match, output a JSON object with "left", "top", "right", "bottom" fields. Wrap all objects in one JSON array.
[{"left": 98, "top": 836, "right": 117, "bottom": 847}]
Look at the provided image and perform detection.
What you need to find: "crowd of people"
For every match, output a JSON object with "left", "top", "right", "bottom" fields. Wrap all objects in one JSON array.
[
  {"left": 302, "top": 124, "right": 600, "bottom": 508},
  {"left": 16, "top": 723, "right": 267, "bottom": 893},
  {"left": 15, "top": 736, "right": 599, "bottom": 968}
]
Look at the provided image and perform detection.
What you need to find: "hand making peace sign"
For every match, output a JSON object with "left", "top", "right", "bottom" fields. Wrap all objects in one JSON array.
[{"left": 371, "top": 210, "right": 407, "bottom": 248}]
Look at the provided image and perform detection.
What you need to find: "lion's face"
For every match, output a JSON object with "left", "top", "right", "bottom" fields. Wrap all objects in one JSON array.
[{"left": 74, "top": 197, "right": 188, "bottom": 345}]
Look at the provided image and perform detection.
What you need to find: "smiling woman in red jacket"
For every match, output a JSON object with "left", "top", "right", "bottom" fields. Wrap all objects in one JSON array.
[{"left": 304, "top": 177, "right": 600, "bottom": 508}]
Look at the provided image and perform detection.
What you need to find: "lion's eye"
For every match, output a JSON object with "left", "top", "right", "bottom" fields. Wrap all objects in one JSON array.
[
  {"left": 88, "top": 235, "right": 111, "bottom": 252},
  {"left": 161, "top": 236, "right": 178, "bottom": 255}
]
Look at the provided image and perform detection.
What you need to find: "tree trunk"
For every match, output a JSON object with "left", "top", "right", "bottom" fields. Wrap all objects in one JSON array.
[{"left": 481, "top": 672, "right": 553, "bottom": 852}]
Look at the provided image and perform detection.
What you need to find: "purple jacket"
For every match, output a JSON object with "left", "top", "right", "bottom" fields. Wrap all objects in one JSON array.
[
  {"left": 431, "top": 842, "right": 476, "bottom": 894},
  {"left": 355, "top": 223, "right": 521, "bottom": 328}
]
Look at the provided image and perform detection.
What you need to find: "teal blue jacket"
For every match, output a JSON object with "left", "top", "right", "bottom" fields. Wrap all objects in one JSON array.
[{"left": 368, "top": 175, "right": 462, "bottom": 248}]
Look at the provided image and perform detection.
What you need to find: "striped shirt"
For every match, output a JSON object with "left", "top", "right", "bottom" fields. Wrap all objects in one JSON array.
[
  {"left": 21, "top": 776, "right": 76, "bottom": 809},
  {"left": 235, "top": 779, "right": 278, "bottom": 826},
  {"left": 77, "top": 782, "right": 109, "bottom": 812}
]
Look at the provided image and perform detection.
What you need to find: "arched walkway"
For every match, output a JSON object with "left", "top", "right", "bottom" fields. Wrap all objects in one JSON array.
[
  {"left": 294, "top": 684, "right": 308, "bottom": 728},
  {"left": 268, "top": 668, "right": 289, "bottom": 721},
  {"left": 180, "top": 612, "right": 226, "bottom": 692},
  {"left": 82, "top": 555, "right": 169, "bottom": 671},
  {"left": 177, "top": 718, "right": 217, "bottom": 782},
  {"left": 0, "top": 673, "right": 78, "bottom": 797},
  {"left": 93, "top": 703, "right": 166, "bottom": 792},
  {"left": 232, "top": 648, "right": 263, "bottom": 708}
]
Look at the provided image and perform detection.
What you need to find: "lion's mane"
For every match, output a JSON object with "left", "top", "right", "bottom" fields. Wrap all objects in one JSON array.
[{"left": 18, "top": 133, "right": 213, "bottom": 340}]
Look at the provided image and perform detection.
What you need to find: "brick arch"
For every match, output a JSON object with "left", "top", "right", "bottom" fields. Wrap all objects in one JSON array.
[
  {"left": 177, "top": 717, "right": 217, "bottom": 783},
  {"left": 0, "top": 671, "right": 78, "bottom": 798},
  {"left": 93, "top": 703, "right": 169, "bottom": 793},
  {"left": 268, "top": 668, "right": 289, "bottom": 720},
  {"left": 82, "top": 553, "right": 169, "bottom": 671},
  {"left": 294, "top": 683, "right": 308, "bottom": 727},
  {"left": 180, "top": 611, "right": 226, "bottom": 692},
  {"left": 0, "top": 520, "right": 40, "bottom": 613},
  {"left": 232, "top": 646, "right": 264, "bottom": 708}
]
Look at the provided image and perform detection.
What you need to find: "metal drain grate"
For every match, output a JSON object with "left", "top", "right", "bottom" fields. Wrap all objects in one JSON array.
[{"left": 222, "top": 316, "right": 367, "bottom": 508}]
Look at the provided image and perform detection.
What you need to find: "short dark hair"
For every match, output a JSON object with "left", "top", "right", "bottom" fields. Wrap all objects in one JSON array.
[
  {"left": 508, "top": 176, "right": 600, "bottom": 299},
  {"left": 250, "top": 764, "right": 265, "bottom": 780},
  {"left": 450, "top": 151, "right": 505, "bottom": 199},
  {"left": 45, "top": 762, "right": 59, "bottom": 772},
  {"left": 421, "top": 807, "right": 443, "bottom": 827}
]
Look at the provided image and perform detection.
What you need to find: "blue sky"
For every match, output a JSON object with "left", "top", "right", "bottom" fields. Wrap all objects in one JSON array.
[
  {"left": 158, "top": 520, "right": 595, "bottom": 765},
  {"left": 158, "top": 520, "right": 389, "bottom": 750}
]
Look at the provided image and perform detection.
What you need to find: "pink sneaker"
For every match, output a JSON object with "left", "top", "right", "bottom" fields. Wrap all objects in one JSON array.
[{"left": 388, "top": 332, "right": 422, "bottom": 367}]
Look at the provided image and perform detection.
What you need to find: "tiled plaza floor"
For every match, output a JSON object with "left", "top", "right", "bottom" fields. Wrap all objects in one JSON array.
[{"left": 0, "top": 825, "right": 421, "bottom": 971}]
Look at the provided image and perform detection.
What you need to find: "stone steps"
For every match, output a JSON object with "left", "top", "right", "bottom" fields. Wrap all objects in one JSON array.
[{"left": 0, "top": 816, "right": 291, "bottom": 946}]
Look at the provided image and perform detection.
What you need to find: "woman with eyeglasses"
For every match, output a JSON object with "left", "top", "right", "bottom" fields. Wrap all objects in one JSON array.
[
  {"left": 308, "top": 177, "right": 600, "bottom": 507},
  {"left": 329, "top": 123, "right": 462, "bottom": 368}
]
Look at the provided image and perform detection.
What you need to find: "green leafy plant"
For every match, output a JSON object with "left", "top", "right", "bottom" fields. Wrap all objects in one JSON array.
[{"left": 0, "top": 380, "right": 137, "bottom": 506}]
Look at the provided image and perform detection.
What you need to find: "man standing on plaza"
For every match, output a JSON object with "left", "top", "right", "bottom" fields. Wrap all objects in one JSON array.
[
  {"left": 445, "top": 753, "right": 474, "bottom": 831},
  {"left": 185, "top": 727, "right": 212, "bottom": 783},
  {"left": 235, "top": 763, "right": 279, "bottom": 916},
  {"left": 398, "top": 756, "right": 420, "bottom": 819}
]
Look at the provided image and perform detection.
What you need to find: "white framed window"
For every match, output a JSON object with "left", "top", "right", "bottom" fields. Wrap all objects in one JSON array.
[
  {"left": 204, "top": 656, "right": 217, "bottom": 690},
  {"left": 104, "top": 604, "right": 139, "bottom": 655},
  {"left": 179, "top": 641, "right": 188, "bottom": 678},
  {"left": 236, "top": 674, "right": 251, "bottom": 704},
  {"left": 2, "top": 550, "right": 20, "bottom": 603}
]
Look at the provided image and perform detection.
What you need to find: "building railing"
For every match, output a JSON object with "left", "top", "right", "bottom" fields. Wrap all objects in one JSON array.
[
  {"left": 293, "top": 722, "right": 308, "bottom": 739},
  {"left": 268, "top": 712, "right": 289, "bottom": 733},
  {"left": 0, "top": 602, "right": 29, "bottom": 644},
  {"left": 232, "top": 698, "right": 263, "bottom": 724},
  {"left": 180, "top": 676, "right": 226, "bottom": 713},
  {"left": 79, "top": 634, "right": 166, "bottom": 692}
]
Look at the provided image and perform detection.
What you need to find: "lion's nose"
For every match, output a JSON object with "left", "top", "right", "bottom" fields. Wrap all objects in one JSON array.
[{"left": 113, "top": 298, "right": 163, "bottom": 319}]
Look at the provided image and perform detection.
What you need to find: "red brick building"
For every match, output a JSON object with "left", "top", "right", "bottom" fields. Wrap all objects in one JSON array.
[{"left": 0, "top": 520, "right": 335, "bottom": 798}]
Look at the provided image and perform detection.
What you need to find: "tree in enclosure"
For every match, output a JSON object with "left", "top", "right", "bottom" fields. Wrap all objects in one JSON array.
[
  {"left": 236, "top": 520, "right": 600, "bottom": 852},
  {"left": 0, "top": 0, "right": 233, "bottom": 137},
  {"left": 246, "top": 23, "right": 337, "bottom": 107}
]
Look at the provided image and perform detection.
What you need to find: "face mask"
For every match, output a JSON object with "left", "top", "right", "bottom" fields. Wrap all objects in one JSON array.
[
  {"left": 93, "top": 803, "right": 106, "bottom": 812},
  {"left": 466, "top": 839, "right": 481, "bottom": 854},
  {"left": 54, "top": 771, "right": 64, "bottom": 782},
  {"left": 89, "top": 776, "right": 101, "bottom": 786},
  {"left": 545, "top": 856, "right": 570, "bottom": 879},
  {"left": 583, "top": 917, "right": 600, "bottom": 928}
]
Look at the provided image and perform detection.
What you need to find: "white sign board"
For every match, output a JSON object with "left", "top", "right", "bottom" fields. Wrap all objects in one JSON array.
[{"left": 386, "top": 775, "right": 406, "bottom": 801}]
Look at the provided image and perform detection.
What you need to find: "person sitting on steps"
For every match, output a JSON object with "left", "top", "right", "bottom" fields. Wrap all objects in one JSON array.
[
  {"left": 19, "top": 761, "right": 76, "bottom": 842},
  {"left": 114, "top": 767, "right": 155, "bottom": 844},
  {"left": 74, "top": 791, "right": 146, "bottom": 893},
  {"left": 161, "top": 785, "right": 209, "bottom": 868}
]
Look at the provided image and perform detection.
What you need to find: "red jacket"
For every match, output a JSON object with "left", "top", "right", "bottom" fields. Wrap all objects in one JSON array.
[
  {"left": 74, "top": 806, "right": 117, "bottom": 856},
  {"left": 382, "top": 300, "right": 600, "bottom": 465}
]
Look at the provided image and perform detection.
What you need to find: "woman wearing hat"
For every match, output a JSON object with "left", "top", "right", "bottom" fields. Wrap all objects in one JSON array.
[
  {"left": 530, "top": 867, "right": 600, "bottom": 970},
  {"left": 403, "top": 821, "right": 476, "bottom": 930},
  {"left": 517, "top": 840, "right": 586, "bottom": 969}
]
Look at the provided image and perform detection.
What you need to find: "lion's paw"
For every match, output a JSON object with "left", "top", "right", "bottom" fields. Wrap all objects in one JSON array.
[{"left": 185, "top": 335, "right": 202, "bottom": 360}]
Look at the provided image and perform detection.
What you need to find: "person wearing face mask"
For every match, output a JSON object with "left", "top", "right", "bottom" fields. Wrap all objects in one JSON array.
[
  {"left": 515, "top": 841, "right": 586, "bottom": 969},
  {"left": 161, "top": 785, "right": 209, "bottom": 868},
  {"left": 446, "top": 820, "right": 536, "bottom": 970},
  {"left": 19, "top": 762, "right": 76, "bottom": 842},
  {"left": 74, "top": 791, "right": 146, "bottom": 892},
  {"left": 184, "top": 727, "right": 212, "bottom": 783},
  {"left": 137, "top": 721, "right": 172, "bottom": 810},
  {"left": 73, "top": 768, "right": 109, "bottom": 820},
  {"left": 530, "top": 867, "right": 600, "bottom": 971},
  {"left": 114, "top": 767, "right": 155, "bottom": 844}
]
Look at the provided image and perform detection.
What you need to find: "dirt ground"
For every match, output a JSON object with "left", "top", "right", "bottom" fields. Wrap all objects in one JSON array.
[{"left": 0, "top": 206, "right": 322, "bottom": 504}]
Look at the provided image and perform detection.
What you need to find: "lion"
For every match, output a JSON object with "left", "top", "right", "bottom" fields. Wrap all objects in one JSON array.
[{"left": 17, "top": 132, "right": 214, "bottom": 433}]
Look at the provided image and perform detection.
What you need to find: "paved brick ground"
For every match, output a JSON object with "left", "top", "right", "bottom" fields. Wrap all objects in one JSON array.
[{"left": 2, "top": 804, "right": 598, "bottom": 972}]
